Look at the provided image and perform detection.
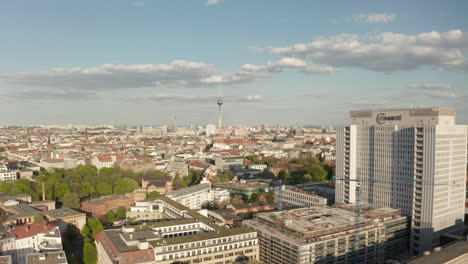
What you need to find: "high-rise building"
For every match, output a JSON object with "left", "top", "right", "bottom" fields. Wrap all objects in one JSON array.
[
  {"left": 335, "top": 107, "right": 467, "bottom": 255},
  {"left": 206, "top": 124, "right": 217, "bottom": 136}
]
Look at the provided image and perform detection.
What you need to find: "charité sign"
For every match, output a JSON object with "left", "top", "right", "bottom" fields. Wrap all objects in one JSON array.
[{"left": 376, "top": 113, "right": 402, "bottom": 124}]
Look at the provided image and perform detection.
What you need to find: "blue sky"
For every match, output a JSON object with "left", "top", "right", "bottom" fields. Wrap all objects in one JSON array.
[{"left": 0, "top": 0, "right": 467, "bottom": 126}]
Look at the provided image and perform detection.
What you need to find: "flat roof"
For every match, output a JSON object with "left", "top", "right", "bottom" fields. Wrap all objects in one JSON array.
[
  {"left": 350, "top": 107, "right": 456, "bottom": 118},
  {"left": 26, "top": 251, "right": 67, "bottom": 264},
  {"left": 82, "top": 195, "right": 131, "bottom": 205},
  {"left": 166, "top": 183, "right": 211, "bottom": 198},
  {"left": 44, "top": 208, "right": 85, "bottom": 218},
  {"left": 407, "top": 240, "right": 468, "bottom": 264}
]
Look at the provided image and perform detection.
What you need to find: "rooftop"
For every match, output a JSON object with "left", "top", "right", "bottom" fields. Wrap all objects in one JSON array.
[
  {"left": 166, "top": 183, "right": 211, "bottom": 198},
  {"left": 11, "top": 221, "right": 57, "bottom": 240},
  {"left": 44, "top": 208, "right": 85, "bottom": 218},
  {"left": 0, "top": 256, "right": 11, "bottom": 264},
  {"left": 26, "top": 251, "right": 68, "bottom": 264},
  {"left": 407, "top": 240, "right": 468, "bottom": 264},
  {"left": 82, "top": 195, "right": 131, "bottom": 205}
]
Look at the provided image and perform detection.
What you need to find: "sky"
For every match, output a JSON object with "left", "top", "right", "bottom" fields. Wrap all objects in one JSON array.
[{"left": 0, "top": 0, "right": 467, "bottom": 126}]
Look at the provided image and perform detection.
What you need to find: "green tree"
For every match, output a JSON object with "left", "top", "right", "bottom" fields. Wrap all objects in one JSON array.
[
  {"left": 34, "top": 214, "right": 45, "bottom": 223},
  {"left": 96, "top": 182, "right": 112, "bottom": 196},
  {"left": 83, "top": 240, "right": 97, "bottom": 264},
  {"left": 113, "top": 178, "right": 138, "bottom": 194},
  {"left": 10, "top": 179, "right": 35, "bottom": 196},
  {"left": 278, "top": 169, "right": 291, "bottom": 180},
  {"left": 0, "top": 156, "right": 7, "bottom": 161},
  {"left": 265, "top": 191, "right": 275, "bottom": 203},
  {"left": 61, "top": 192, "right": 80, "bottom": 208},
  {"left": 172, "top": 174, "right": 187, "bottom": 190},
  {"left": 303, "top": 174, "right": 313, "bottom": 182},
  {"left": 116, "top": 206, "right": 127, "bottom": 220},
  {"left": 146, "top": 191, "right": 160, "bottom": 200},
  {"left": 81, "top": 182, "right": 96, "bottom": 198},
  {"left": 230, "top": 195, "right": 244, "bottom": 205},
  {"left": 86, "top": 218, "right": 104, "bottom": 238},
  {"left": 105, "top": 211, "right": 116, "bottom": 223},
  {"left": 0, "top": 147, "right": 5, "bottom": 152},
  {"left": 54, "top": 183, "right": 71, "bottom": 200},
  {"left": 81, "top": 224, "right": 91, "bottom": 237},
  {"left": 249, "top": 193, "right": 259, "bottom": 203}
]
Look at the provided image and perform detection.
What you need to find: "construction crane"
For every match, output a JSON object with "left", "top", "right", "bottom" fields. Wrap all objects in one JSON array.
[
  {"left": 333, "top": 176, "right": 462, "bottom": 264},
  {"left": 271, "top": 180, "right": 285, "bottom": 210}
]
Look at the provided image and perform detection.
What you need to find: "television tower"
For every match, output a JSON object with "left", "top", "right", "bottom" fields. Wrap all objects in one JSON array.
[{"left": 217, "top": 88, "right": 223, "bottom": 138}]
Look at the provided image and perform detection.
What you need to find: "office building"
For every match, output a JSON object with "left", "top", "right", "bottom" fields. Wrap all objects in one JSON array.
[
  {"left": 244, "top": 206, "right": 409, "bottom": 264},
  {"left": 276, "top": 185, "right": 328, "bottom": 208},
  {"left": 335, "top": 108, "right": 467, "bottom": 255}
]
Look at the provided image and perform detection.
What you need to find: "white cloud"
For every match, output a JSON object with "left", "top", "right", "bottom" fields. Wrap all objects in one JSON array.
[
  {"left": 351, "top": 13, "right": 396, "bottom": 24},
  {"left": 132, "top": 2, "right": 145, "bottom": 6},
  {"left": 240, "top": 57, "right": 336, "bottom": 75},
  {"left": 0, "top": 57, "right": 332, "bottom": 99},
  {"left": 207, "top": 0, "right": 221, "bottom": 6},
  {"left": 0, "top": 61, "right": 217, "bottom": 89},
  {"left": 407, "top": 83, "right": 464, "bottom": 99},
  {"left": 407, "top": 83, "right": 452, "bottom": 91},
  {"left": 254, "top": 29, "right": 468, "bottom": 72},
  {"left": 126, "top": 93, "right": 263, "bottom": 103}
]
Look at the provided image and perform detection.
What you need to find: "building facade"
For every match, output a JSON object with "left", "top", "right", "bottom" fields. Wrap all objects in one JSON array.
[
  {"left": 276, "top": 186, "right": 328, "bottom": 208},
  {"left": 96, "top": 197, "right": 259, "bottom": 264},
  {"left": 335, "top": 108, "right": 467, "bottom": 255},
  {"left": 80, "top": 195, "right": 134, "bottom": 217}
]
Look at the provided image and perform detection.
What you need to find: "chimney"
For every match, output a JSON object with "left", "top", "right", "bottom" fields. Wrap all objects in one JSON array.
[{"left": 42, "top": 182, "right": 46, "bottom": 201}]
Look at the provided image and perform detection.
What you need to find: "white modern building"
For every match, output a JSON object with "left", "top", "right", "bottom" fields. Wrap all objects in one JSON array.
[
  {"left": 0, "top": 167, "right": 17, "bottom": 182},
  {"left": 248, "top": 164, "right": 267, "bottom": 171},
  {"left": 277, "top": 186, "right": 328, "bottom": 208},
  {"left": 335, "top": 107, "right": 467, "bottom": 255},
  {"left": 206, "top": 124, "right": 217, "bottom": 136},
  {"left": 165, "top": 183, "right": 230, "bottom": 210}
]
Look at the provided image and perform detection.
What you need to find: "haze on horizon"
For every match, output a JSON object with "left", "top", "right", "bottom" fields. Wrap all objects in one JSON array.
[{"left": 0, "top": 0, "right": 467, "bottom": 126}]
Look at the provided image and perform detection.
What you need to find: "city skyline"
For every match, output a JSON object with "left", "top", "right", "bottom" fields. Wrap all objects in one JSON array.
[{"left": 1, "top": 0, "right": 468, "bottom": 126}]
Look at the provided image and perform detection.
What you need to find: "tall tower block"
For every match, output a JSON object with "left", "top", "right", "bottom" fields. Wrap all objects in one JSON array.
[{"left": 217, "top": 89, "right": 223, "bottom": 137}]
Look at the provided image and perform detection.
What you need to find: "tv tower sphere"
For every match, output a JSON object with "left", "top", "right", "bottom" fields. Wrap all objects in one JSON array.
[{"left": 217, "top": 98, "right": 223, "bottom": 106}]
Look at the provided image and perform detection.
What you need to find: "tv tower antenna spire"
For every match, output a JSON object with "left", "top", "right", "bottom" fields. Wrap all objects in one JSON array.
[{"left": 217, "top": 87, "right": 223, "bottom": 139}]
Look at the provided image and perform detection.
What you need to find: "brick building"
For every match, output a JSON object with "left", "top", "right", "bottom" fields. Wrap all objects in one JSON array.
[{"left": 80, "top": 195, "right": 134, "bottom": 217}]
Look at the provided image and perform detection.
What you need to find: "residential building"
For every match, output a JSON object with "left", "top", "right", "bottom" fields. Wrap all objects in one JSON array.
[
  {"left": 166, "top": 160, "right": 189, "bottom": 178},
  {"left": 0, "top": 170, "right": 16, "bottom": 182},
  {"left": 116, "top": 159, "right": 156, "bottom": 173},
  {"left": 0, "top": 227, "right": 16, "bottom": 261},
  {"left": 335, "top": 108, "right": 467, "bottom": 255},
  {"left": 11, "top": 221, "right": 62, "bottom": 264},
  {"left": 244, "top": 206, "right": 409, "bottom": 264},
  {"left": 39, "top": 159, "right": 65, "bottom": 170}
]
